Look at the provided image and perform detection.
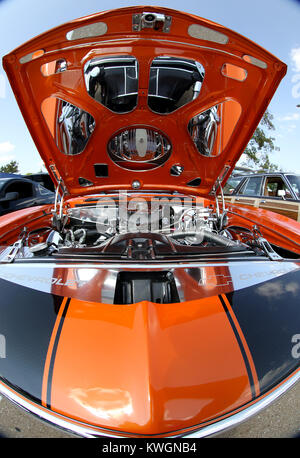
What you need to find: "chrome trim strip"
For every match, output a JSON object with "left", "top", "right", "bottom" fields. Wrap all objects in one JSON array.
[
  {"left": 44, "top": 38, "right": 241, "bottom": 60},
  {"left": 1, "top": 258, "right": 279, "bottom": 269},
  {"left": 181, "top": 370, "right": 300, "bottom": 438},
  {"left": 0, "top": 370, "right": 299, "bottom": 438},
  {"left": 0, "top": 382, "right": 119, "bottom": 438}
]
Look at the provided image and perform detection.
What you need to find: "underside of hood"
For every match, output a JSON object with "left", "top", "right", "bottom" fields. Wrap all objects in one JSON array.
[{"left": 2, "top": 6, "right": 286, "bottom": 197}]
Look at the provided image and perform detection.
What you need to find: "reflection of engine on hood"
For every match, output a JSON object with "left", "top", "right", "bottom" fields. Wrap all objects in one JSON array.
[{"left": 84, "top": 55, "right": 205, "bottom": 115}]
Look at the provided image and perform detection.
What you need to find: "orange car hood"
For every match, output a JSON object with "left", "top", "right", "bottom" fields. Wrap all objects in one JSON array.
[{"left": 2, "top": 6, "right": 286, "bottom": 197}]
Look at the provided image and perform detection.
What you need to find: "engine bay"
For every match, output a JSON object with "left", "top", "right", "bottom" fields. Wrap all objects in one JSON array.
[{"left": 3, "top": 190, "right": 287, "bottom": 263}]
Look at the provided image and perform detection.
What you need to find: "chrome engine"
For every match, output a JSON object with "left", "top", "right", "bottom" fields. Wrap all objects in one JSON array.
[
  {"left": 24, "top": 192, "right": 248, "bottom": 261},
  {"left": 2, "top": 187, "right": 287, "bottom": 264}
]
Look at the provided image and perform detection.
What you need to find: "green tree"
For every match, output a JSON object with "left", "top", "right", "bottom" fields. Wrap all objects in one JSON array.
[
  {"left": 241, "top": 110, "right": 280, "bottom": 172},
  {"left": 0, "top": 160, "right": 19, "bottom": 174}
]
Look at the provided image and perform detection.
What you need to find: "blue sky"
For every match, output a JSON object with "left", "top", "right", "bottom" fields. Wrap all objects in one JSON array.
[{"left": 0, "top": 0, "right": 300, "bottom": 173}]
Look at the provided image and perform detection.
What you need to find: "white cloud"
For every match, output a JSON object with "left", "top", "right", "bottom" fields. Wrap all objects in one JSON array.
[
  {"left": 291, "top": 47, "right": 300, "bottom": 72},
  {"left": 0, "top": 141, "right": 15, "bottom": 154},
  {"left": 277, "top": 112, "right": 300, "bottom": 121},
  {"left": 0, "top": 142, "right": 16, "bottom": 164}
]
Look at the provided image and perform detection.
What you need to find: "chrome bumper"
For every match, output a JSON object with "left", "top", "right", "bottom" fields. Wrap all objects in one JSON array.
[{"left": 0, "top": 369, "right": 299, "bottom": 438}]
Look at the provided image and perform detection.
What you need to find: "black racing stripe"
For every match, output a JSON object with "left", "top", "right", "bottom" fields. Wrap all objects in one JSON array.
[
  {"left": 226, "top": 269, "right": 300, "bottom": 395},
  {"left": 0, "top": 279, "right": 63, "bottom": 405},
  {"left": 219, "top": 295, "right": 256, "bottom": 399},
  {"left": 46, "top": 298, "right": 71, "bottom": 409}
]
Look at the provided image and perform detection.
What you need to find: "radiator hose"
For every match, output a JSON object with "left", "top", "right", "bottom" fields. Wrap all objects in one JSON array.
[{"left": 171, "top": 229, "right": 237, "bottom": 247}]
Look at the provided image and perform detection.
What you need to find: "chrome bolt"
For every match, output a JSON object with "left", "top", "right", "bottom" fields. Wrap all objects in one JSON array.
[{"left": 132, "top": 180, "right": 141, "bottom": 189}]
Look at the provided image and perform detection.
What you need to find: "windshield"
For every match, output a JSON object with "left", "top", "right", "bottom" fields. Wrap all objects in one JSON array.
[
  {"left": 286, "top": 175, "right": 300, "bottom": 199},
  {"left": 0, "top": 178, "right": 9, "bottom": 192},
  {"left": 223, "top": 176, "right": 243, "bottom": 194}
]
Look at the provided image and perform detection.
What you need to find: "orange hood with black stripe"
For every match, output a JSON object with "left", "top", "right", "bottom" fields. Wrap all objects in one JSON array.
[{"left": 0, "top": 260, "right": 299, "bottom": 437}]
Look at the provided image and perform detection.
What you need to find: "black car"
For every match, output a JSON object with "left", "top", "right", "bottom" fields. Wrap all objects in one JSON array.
[
  {"left": 22, "top": 173, "right": 55, "bottom": 192},
  {"left": 0, "top": 174, "right": 54, "bottom": 216}
]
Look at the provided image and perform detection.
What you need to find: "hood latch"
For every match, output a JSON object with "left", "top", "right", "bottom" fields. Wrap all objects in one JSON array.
[{"left": 132, "top": 12, "right": 172, "bottom": 33}]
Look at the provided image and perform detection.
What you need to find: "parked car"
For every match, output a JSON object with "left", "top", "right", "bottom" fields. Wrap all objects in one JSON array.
[
  {"left": 0, "top": 6, "right": 299, "bottom": 439},
  {"left": 0, "top": 174, "right": 54, "bottom": 216},
  {"left": 22, "top": 173, "right": 55, "bottom": 192},
  {"left": 224, "top": 172, "right": 300, "bottom": 221}
]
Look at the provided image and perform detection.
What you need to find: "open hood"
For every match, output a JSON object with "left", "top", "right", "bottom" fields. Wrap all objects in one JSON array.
[{"left": 3, "top": 6, "right": 286, "bottom": 197}]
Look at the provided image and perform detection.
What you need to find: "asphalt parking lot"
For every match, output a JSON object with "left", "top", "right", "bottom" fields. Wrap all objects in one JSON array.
[{"left": 0, "top": 380, "right": 299, "bottom": 438}]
